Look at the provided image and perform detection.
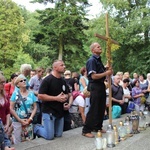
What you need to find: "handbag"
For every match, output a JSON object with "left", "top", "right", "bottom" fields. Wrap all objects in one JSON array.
[
  {"left": 126, "top": 101, "right": 135, "bottom": 113},
  {"left": 17, "top": 91, "right": 34, "bottom": 141}
]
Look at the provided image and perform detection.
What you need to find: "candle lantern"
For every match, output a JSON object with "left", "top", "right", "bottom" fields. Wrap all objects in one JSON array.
[
  {"left": 113, "top": 125, "right": 119, "bottom": 145},
  {"left": 118, "top": 121, "right": 127, "bottom": 140},
  {"left": 124, "top": 116, "right": 133, "bottom": 136},
  {"left": 95, "top": 130, "right": 103, "bottom": 150},
  {"left": 143, "top": 107, "right": 150, "bottom": 127},
  {"left": 106, "top": 124, "right": 115, "bottom": 148},
  {"left": 139, "top": 111, "right": 146, "bottom": 131},
  {"left": 129, "top": 111, "right": 140, "bottom": 134}
]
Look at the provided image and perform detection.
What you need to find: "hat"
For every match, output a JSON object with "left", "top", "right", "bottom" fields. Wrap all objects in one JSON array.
[{"left": 64, "top": 70, "right": 71, "bottom": 75}]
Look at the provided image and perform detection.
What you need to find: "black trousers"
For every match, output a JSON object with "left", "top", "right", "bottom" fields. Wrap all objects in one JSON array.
[{"left": 82, "top": 82, "right": 106, "bottom": 133}]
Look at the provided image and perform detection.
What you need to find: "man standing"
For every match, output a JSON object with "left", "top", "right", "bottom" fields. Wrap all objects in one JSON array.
[
  {"left": 34, "top": 60, "right": 70, "bottom": 140},
  {"left": 82, "top": 42, "right": 113, "bottom": 138},
  {"left": 29, "top": 67, "right": 45, "bottom": 124}
]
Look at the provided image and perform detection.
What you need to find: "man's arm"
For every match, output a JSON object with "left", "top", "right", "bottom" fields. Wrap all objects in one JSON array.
[
  {"left": 91, "top": 69, "right": 113, "bottom": 80},
  {"left": 38, "top": 92, "right": 68, "bottom": 103}
]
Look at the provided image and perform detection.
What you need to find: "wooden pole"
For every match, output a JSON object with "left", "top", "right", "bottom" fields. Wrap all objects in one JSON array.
[
  {"left": 105, "top": 13, "right": 112, "bottom": 125},
  {"left": 95, "top": 13, "right": 119, "bottom": 125}
]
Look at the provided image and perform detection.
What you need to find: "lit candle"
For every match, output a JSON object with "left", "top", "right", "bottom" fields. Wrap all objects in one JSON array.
[{"left": 107, "top": 133, "right": 113, "bottom": 144}]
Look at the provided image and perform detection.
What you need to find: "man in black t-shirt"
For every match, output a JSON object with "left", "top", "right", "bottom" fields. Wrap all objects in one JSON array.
[{"left": 34, "top": 60, "right": 70, "bottom": 140}]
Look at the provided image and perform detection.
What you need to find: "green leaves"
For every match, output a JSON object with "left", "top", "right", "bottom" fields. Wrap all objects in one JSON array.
[{"left": 0, "top": 0, "right": 29, "bottom": 78}]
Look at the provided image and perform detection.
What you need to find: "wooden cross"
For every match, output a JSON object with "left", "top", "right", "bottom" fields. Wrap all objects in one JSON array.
[{"left": 95, "top": 13, "right": 119, "bottom": 125}]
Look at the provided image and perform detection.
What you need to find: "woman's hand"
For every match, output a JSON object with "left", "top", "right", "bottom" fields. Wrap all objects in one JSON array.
[
  {"left": 27, "top": 118, "right": 33, "bottom": 125},
  {"left": 4, "top": 124, "right": 9, "bottom": 132},
  {"left": 19, "top": 119, "right": 29, "bottom": 126}
]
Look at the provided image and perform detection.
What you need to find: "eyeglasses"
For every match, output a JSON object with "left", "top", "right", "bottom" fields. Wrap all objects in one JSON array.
[{"left": 19, "top": 79, "right": 26, "bottom": 83}]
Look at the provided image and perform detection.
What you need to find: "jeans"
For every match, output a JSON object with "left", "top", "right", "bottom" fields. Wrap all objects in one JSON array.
[
  {"left": 0, "top": 121, "right": 11, "bottom": 149},
  {"left": 34, "top": 113, "right": 64, "bottom": 140}
]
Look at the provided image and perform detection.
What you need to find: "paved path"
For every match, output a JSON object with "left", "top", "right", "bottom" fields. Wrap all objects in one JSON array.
[{"left": 14, "top": 114, "right": 150, "bottom": 150}]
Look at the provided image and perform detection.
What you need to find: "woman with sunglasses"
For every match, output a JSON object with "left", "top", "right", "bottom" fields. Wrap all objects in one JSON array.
[{"left": 10, "top": 76, "right": 37, "bottom": 144}]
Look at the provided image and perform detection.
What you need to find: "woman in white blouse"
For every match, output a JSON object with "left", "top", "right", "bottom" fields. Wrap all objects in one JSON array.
[{"left": 122, "top": 78, "right": 132, "bottom": 112}]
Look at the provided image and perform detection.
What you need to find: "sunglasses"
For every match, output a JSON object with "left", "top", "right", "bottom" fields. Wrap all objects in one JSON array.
[{"left": 19, "top": 79, "right": 26, "bottom": 83}]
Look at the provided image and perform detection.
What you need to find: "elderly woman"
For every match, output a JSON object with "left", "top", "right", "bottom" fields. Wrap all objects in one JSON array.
[
  {"left": 132, "top": 79, "right": 145, "bottom": 112},
  {"left": 10, "top": 76, "right": 37, "bottom": 144},
  {"left": 122, "top": 78, "right": 132, "bottom": 113},
  {"left": 18, "top": 64, "right": 32, "bottom": 90},
  {"left": 69, "top": 87, "right": 90, "bottom": 128}
]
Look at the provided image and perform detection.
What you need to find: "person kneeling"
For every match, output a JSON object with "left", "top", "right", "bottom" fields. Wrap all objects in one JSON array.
[{"left": 69, "top": 87, "right": 90, "bottom": 128}]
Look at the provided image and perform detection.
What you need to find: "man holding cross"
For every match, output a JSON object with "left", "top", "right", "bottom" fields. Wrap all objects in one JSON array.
[{"left": 82, "top": 42, "right": 113, "bottom": 138}]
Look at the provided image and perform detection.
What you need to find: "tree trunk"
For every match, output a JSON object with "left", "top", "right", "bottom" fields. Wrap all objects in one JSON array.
[{"left": 58, "top": 33, "right": 63, "bottom": 60}]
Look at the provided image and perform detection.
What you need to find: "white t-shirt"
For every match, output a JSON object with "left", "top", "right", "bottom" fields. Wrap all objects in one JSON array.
[
  {"left": 69, "top": 95, "right": 85, "bottom": 113},
  {"left": 123, "top": 87, "right": 130, "bottom": 103}
]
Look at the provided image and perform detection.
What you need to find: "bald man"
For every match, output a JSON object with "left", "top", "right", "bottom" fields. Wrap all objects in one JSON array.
[
  {"left": 82, "top": 42, "right": 113, "bottom": 138},
  {"left": 34, "top": 60, "right": 70, "bottom": 140}
]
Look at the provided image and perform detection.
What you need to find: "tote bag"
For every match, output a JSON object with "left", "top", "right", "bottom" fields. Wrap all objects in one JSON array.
[{"left": 126, "top": 101, "right": 135, "bottom": 113}]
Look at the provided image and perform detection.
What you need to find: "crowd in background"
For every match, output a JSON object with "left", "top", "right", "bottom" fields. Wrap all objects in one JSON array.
[{"left": 0, "top": 62, "right": 150, "bottom": 148}]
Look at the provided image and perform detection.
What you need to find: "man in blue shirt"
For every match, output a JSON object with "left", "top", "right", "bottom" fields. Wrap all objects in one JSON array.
[{"left": 82, "top": 42, "right": 113, "bottom": 138}]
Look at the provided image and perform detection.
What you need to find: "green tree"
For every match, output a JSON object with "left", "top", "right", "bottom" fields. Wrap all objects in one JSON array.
[
  {"left": 0, "top": 0, "right": 29, "bottom": 78},
  {"left": 13, "top": 51, "right": 35, "bottom": 72},
  {"left": 100, "top": 0, "right": 150, "bottom": 74},
  {"left": 29, "top": 0, "right": 90, "bottom": 71}
]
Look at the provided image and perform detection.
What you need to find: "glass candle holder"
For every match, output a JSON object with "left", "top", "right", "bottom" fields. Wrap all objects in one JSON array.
[{"left": 106, "top": 124, "right": 115, "bottom": 148}]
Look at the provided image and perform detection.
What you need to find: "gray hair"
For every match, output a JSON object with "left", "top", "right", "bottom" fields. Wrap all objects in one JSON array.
[
  {"left": 90, "top": 42, "right": 98, "bottom": 51},
  {"left": 147, "top": 73, "right": 150, "bottom": 78},
  {"left": 20, "top": 64, "right": 32, "bottom": 73}
]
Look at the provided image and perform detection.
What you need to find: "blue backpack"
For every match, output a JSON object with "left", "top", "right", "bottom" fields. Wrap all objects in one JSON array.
[{"left": 112, "top": 105, "right": 122, "bottom": 119}]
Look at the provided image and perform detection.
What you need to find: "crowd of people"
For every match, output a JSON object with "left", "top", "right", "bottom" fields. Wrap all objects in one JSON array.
[{"left": 0, "top": 42, "right": 150, "bottom": 149}]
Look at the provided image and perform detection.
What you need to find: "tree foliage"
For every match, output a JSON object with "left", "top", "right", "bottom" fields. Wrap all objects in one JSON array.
[
  {"left": 99, "top": 0, "right": 150, "bottom": 74},
  {"left": 0, "top": 0, "right": 29, "bottom": 78},
  {"left": 29, "top": 0, "right": 90, "bottom": 71}
]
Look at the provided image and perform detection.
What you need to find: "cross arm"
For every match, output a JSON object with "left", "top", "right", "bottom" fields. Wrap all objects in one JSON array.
[{"left": 95, "top": 33, "right": 119, "bottom": 45}]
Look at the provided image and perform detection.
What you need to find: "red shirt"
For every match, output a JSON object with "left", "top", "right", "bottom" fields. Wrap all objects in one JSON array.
[
  {"left": 4, "top": 83, "right": 15, "bottom": 101},
  {"left": 0, "top": 99, "right": 10, "bottom": 125}
]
